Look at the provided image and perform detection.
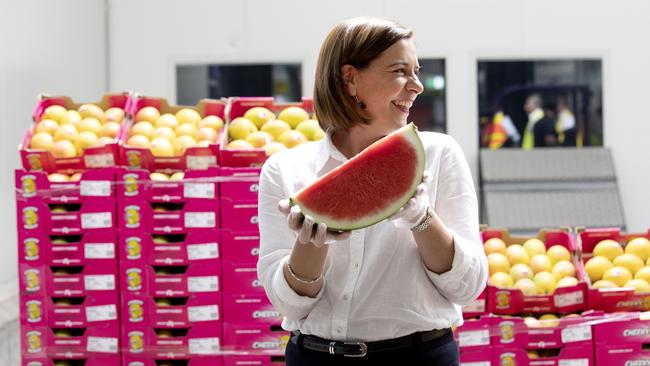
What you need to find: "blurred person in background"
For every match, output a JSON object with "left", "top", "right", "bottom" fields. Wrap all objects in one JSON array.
[
  {"left": 555, "top": 97, "right": 577, "bottom": 147},
  {"left": 481, "top": 105, "right": 521, "bottom": 149},
  {"left": 522, "top": 93, "right": 557, "bottom": 149}
]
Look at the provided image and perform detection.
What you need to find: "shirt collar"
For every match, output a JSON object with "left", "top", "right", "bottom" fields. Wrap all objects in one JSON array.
[{"left": 314, "top": 129, "right": 348, "bottom": 173}]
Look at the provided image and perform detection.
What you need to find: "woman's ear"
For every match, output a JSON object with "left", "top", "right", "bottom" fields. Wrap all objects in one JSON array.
[{"left": 340, "top": 64, "right": 357, "bottom": 96}]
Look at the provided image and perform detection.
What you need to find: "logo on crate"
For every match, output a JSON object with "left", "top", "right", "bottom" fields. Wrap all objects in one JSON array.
[
  {"left": 26, "top": 300, "right": 42, "bottom": 322},
  {"left": 252, "top": 310, "right": 281, "bottom": 319},
  {"left": 22, "top": 207, "right": 39, "bottom": 229},
  {"left": 26, "top": 331, "right": 42, "bottom": 353},
  {"left": 500, "top": 352, "right": 516, "bottom": 366},
  {"left": 26, "top": 362, "right": 43, "bottom": 366},
  {"left": 280, "top": 334, "right": 290, "bottom": 350},
  {"left": 21, "top": 175, "right": 37, "bottom": 198},
  {"left": 125, "top": 205, "right": 141, "bottom": 228},
  {"left": 127, "top": 268, "right": 143, "bottom": 291},
  {"left": 126, "top": 237, "right": 142, "bottom": 260},
  {"left": 644, "top": 297, "right": 650, "bottom": 310},
  {"left": 128, "top": 300, "right": 144, "bottom": 322},
  {"left": 252, "top": 341, "right": 280, "bottom": 350},
  {"left": 623, "top": 328, "right": 650, "bottom": 337},
  {"left": 23, "top": 237, "right": 39, "bottom": 261},
  {"left": 250, "top": 184, "right": 259, "bottom": 192},
  {"left": 625, "top": 361, "right": 650, "bottom": 366},
  {"left": 499, "top": 321, "right": 515, "bottom": 344},
  {"left": 24, "top": 269, "right": 40, "bottom": 292},
  {"left": 126, "top": 151, "right": 142, "bottom": 168},
  {"left": 124, "top": 173, "right": 139, "bottom": 196},
  {"left": 128, "top": 331, "right": 144, "bottom": 353},
  {"left": 128, "top": 363, "right": 145, "bottom": 366},
  {"left": 252, "top": 279, "right": 262, "bottom": 288},
  {"left": 26, "top": 154, "right": 42, "bottom": 170},
  {"left": 250, "top": 216, "right": 259, "bottom": 224},
  {"left": 496, "top": 290, "right": 510, "bottom": 309}
]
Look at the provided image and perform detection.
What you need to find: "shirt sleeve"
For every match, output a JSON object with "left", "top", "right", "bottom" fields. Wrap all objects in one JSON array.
[
  {"left": 256, "top": 156, "right": 324, "bottom": 321},
  {"left": 424, "top": 136, "right": 489, "bottom": 306}
]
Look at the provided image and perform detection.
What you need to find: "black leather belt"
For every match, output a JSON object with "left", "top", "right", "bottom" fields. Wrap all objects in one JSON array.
[{"left": 291, "top": 328, "right": 451, "bottom": 357}]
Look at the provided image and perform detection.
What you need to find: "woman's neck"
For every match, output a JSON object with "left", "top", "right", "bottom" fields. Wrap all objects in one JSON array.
[{"left": 331, "top": 123, "right": 394, "bottom": 159}]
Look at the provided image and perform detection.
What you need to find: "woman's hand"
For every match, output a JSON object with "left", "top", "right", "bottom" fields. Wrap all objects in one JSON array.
[
  {"left": 278, "top": 199, "right": 351, "bottom": 247},
  {"left": 387, "top": 171, "right": 432, "bottom": 229}
]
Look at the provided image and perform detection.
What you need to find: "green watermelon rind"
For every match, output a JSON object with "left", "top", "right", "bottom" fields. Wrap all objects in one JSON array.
[{"left": 289, "top": 123, "right": 426, "bottom": 231}]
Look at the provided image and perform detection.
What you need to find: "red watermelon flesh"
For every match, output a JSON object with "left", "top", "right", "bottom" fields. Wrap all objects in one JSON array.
[{"left": 290, "top": 123, "right": 425, "bottom": 230}]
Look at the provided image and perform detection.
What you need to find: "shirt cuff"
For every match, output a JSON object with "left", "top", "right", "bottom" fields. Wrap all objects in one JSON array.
[
  {"left": 424, "top": 231, "right": 469, "bottom": 284},
  {"left": 273, "top": 256, "right": 325, "bottom": 307}
]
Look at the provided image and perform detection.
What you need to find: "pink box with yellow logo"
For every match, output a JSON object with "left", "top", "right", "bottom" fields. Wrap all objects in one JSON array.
[
  {"left": 120, "top": 259, "right": 221, "bottom": 298},
  {"left": 222, "top": 323, "right": 288, "bottom": 354},
  {"left": 219, "top": 97, "right": 313, "bottom": 168},
  {"left": 19, "top": 262, "right": 117, "bottom": 297},
  {"left": 117, "top": 167, "right": 220, "bottom": 203},
  {"left": 220, "top": 198, "right": 258, "bottom": 232},
  {"left": 118, "top": 199, "right": 219, "bottom": 234},
  {"left": 21, "top": 293, "right": 118, "bottom": 329},
  {"left": 223, "top": 355, "right": 286, "bottom": 366},
  {"left": 122, "top": 355, "right": 223, "bottom": 366},
  {"left": 22, "top": 357, "right": 121, "bottom": 366},
  {"left": 121, "top": 293, "right": 222, "bottom": 329},
  {"left": 120, "top": 96, "right": 226, "bottom": 172},
  {"left": 492, "top": 343, "right": 594, "bottom": 366},
  {"left": 221, "top": 230, "right": 260, "bottom": 263},
  {"left": 15, "top": 168, "right": 117, "bottom": 204},
  {"left": 17, "top": 199, "right": 116, "bottom": 235},
  {"left": 121, "top": 322, "right": 222, "bottom": 358},
  {"left": 118, "top": 229, "right": 220, "bottom": 266},
  {"left": 219, "top": 167, "right": 261, "bottom": 201},
  {"left": 222, "top": 261, "right": 263, "bottom": 294},
  {"left": 484, "top": 228, "right": 588, "bottom": 315},
  {"left": 18, "top": 230, "right": 117, "bottom": 267},
  {"left": 222, "top": 292, "right": 281, "bottom": 326},
  {"left": 579, "top": 227, "right": 650, "bottom": 312},
  {"left": 20, "top": 93, "right": 130, "bottom": 173},
  {"left": 21, "top": 324, "right": 120, "bottom": 360}
]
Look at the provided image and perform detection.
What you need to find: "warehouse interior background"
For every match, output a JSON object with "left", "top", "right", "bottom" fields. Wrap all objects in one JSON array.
[{"left": 1, "top": 0, "right": 649, "bottom": 343}]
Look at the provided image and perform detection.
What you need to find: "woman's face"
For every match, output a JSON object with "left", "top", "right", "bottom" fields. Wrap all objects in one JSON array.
[{"left": 352, "top": 38, "right": 424, "bottom": 131}]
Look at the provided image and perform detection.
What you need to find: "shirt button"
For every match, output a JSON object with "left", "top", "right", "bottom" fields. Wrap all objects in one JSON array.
[
  {"left": 354, "top": 263, "right": 359, "bottom": 268},
  {"left": 337, "top": 328, "right": 343, "bottom": 333},
  {"left": 343, "top": 294, "right": 349, "bottom": 300}
]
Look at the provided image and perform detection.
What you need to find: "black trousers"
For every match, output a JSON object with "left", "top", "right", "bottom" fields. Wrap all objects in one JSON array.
[{"left": 285, "top": 330, "right": 459, "bottom": 366}]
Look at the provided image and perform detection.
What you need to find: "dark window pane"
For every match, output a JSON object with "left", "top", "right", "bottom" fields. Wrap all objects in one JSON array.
[{"left": 413, "top": 59, "right": 446, "bottom": 132}]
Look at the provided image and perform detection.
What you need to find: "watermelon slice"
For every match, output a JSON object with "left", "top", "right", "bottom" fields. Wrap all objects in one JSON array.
[{"left": 290, "top": 123, "right": 425, "bottom": 230}]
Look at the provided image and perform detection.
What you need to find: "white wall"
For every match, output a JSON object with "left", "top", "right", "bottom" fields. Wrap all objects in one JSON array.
[{"left": 0, "top": 0, "right": 106, "bottom": 296}]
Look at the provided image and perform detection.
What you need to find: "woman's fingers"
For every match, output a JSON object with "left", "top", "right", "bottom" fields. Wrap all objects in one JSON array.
[
  {"left": 298, "top": 215, "right": 316, "bottom": 244},
  {"left": 313, "top": 223, "right": 328, "bottom": 247},
  {"left": 287, "top": 205, "right": 304, "bottom": 231},
  {"left": 278, "top": 199, "right": 291, "bottom": 215}
]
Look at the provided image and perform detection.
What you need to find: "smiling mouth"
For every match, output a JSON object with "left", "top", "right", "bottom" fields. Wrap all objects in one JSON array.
[{"left": 392, "top": 100, "right": 413, "bottom": 113}]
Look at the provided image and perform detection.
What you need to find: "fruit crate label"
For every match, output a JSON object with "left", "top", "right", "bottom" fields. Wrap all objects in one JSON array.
[
  {"left": 80, "top": 180, "right": 111, "bottom": 197},
  {"left": 84, "top": 153, "right": 115, "bottom": 168},
  {"left": 558, "top": 359, "right": 589, "bottom": 366},
  {"left": 86, "top": 304, "right": 117, "bottom": 322},
  {"left": 553, "top": 290, "right": 584, "bottom": 307},
  {"left": 188, "top": 276, "right": 219, "bottom": 293},
  {"left": 84, "top": 243, "right": 115, "bottom": 259},
  {"left": 462, "top": 299, "right": 485, "bottom": 313},
  {"left": 186, "top": 155, "right": 216, "bottom": 170},
  {"left": 187, "top": 242, "right": 219, "bottom": 260},
  {"left": 459, "top": 329, "right": 490, "bottom": 347},
  {"left": 184, "top": 182, "right": 215, "bottom": 199},
  {"left": 81, "top": 212, "right": 112, "bottom": 229},
  {"left": 188, "top": 304, "right": 220, "bottom": 322},
  {"left": 86, "top": 336, "right": 118, "bottom": 353},
  {"left": 461, "top": 363, "right": 490, "bottom": 366},
  {"left": 561, "top": 325, "right": 592, "bottom": 343},
  {"left": 189, "top": 337, "right": 220, "bottom": 355},
  {"left": 185, "top": 212, "right": 215, "bottom": 228},
  {"left": 84, "top": 274, "right": 116, "bottom": 290}
]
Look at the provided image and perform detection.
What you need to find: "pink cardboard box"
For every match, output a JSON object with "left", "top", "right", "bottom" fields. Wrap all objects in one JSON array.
[
  {"left": 122, "top": 322, "right": 222, "bottom": 358},
  {"left": 16, "top": 168, "right": 117, "bottom": 204},
  {"left": 223, "top": 355, "right": 286, "bottom": 366},
  {"left": 219, "top": 167, "right": 261, "bottom": 201},
  {"left": 219, "top": 97, "right": 313, "bottom": 168},
  {"left": 223, "top": 292, "right": 282, "bottom": 325},
  {"left": 18, "top": 230, "right": 117, "bottom": 267},
  {"left": 579, "top": 227, "right": 650, "bottom": 312},
  {"left": 593, "top": 312, "right": 650, "bottom": 344},
  {"left": 120, "top": 259, "right": 221, "bottom": 298},
  {"left": 121, "top": 292, "right": 222, "bottom": 328},
  {"left": 493, "top": 343, "right": 594, "bottom": 366},
  {"left": 118, "top": 199, "right": 219, "bottom": 234},
  {"left": 459, "top": 348, "right": 491, "bottom": 365},
  {"left": 122, "top": 355, "right": 223, "bottom": 366},
  {"left": 222, "top": 323, "right": 289, "bottom": 354},
  {"left": 453, "top": 315, "right": 492, "bottom": 350},
  {"left": 221, "top": 230, "right": 260, "bottom": 263},
  {"left": 462, "top": 288, "right": 487, "bottom": 319},
  {"left": 17, "top": 199, "right": 116, "bottom": 235},
  {"left": 483, "top": 228, "right": 588, "bottom": 315},
  {"left": 595, "top": 343, "right": 650, "bottom": 366},
  {"left": 121, "top": 96, "right": 225, "bottom": 172},
  {"left": 220, "top": 198, "right": 258, "bottom": 232},
  {"left": 19, "top": 262, "right": 117, "bottom": 297},
  {"left": 222, "top": 261, "right": 263, "bottom": 294},
  {"left": 22, "top": 357, "right": 121, "bottom": 366},
  {"left": 20, "top": 93, "right": 130, "bottom": 173},
  {"left": 21, "top": 293, "right": 118, "bottom": 328},
  {"left": 118, "top": 229, "right": 220, "bottom": 266},
  {"left": 117, "top": 167, "right": 220, "bottom": 202},
  {"left": 21, "top": 324, "right": 120, "bottom": 359}
]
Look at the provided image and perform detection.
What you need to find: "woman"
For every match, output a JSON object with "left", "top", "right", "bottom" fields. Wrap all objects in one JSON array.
[{"left": 257, "top": 17, "right": 488, "bottom": 365}]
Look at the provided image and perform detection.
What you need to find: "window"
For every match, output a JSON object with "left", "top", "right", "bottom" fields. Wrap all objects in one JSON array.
[{"left": 413, "top": 59, "right": 446, "bottom": 132}]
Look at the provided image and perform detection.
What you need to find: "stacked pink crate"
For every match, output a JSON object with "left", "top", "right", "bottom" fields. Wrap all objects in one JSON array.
[
  {"left": 593, "top": 312, "right": 650, "bottom": 365},
  {"left": 219, "top": 167, "right": 288, "bottom": 366},
  {"left": 116, "top": 167, "right": 223, "bottom": 366},
  {"left": 16, "top": 168, "right": 120, "bottom": 366}
]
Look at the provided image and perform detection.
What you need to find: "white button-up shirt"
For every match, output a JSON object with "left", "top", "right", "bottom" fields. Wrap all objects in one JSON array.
[{"left": 257, "top": 130, "right": 488, "bottom": 342}]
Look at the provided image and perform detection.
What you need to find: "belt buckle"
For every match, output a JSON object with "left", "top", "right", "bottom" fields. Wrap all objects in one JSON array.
[{"left": 343, "top": 342, "right": 368, "bottom": 357}]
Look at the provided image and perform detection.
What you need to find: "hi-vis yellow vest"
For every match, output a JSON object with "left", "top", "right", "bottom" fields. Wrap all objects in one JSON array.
[
  {"left": 483, "top": 111, "right": 508, "bottom": 149},
  {"left": 522, "top": 109, "right": 544, "bottom": 150}
]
